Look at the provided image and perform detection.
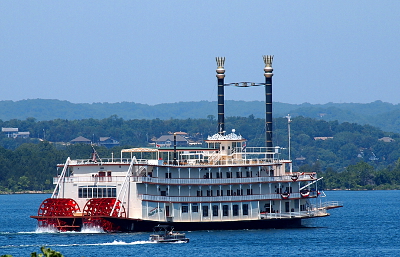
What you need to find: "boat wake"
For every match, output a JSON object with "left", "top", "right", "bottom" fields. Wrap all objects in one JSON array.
[{"left": 0, "top": 240, "right": 156, "bottom": 249}]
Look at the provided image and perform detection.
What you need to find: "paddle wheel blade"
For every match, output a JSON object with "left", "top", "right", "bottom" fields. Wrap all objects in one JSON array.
[{"left": 82, "top": 198, "right": 126, "bottom": 232}]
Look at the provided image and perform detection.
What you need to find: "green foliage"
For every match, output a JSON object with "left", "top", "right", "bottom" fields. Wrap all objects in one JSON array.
[
  {"left": 1, "top": 115, "right": 400, "bottom": 191},
  {"left": 0, "top": 246, "right": 63, "bottom": 257}
]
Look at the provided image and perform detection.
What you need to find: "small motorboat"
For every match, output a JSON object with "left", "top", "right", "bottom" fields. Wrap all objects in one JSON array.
[{"left": 149, "top": 225, "right": 189, "bottom": 243}]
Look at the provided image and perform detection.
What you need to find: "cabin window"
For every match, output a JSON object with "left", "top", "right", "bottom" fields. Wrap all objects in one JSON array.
[
  {"left": 197, "top": 190, "right": 203, "bottom": 197},
  {"left": 247, "top": 189, "right": 253, "bottom": 195},
  {"left": 207, "top": 190, "right": 213, "bottom": 196},
  {"left": 165, "top": 173, "right": 171, "bottom": 178},
  {"left": 226, "top": 172, "right": 232, "bottom": 178},
  {"left": 202, "top": 206, "right": 209, "bottom": 217},
  {"left": 216, "top": 172, "right": 222, "bottom": 178},
  {"left": 223, "top": 205, "right": 229, "bottom": 216},
  {"left": 161, "top": 191, "right": 167, "bottom": 196},
  {"left": 192, "top": 204, "right": 199, "bottom": 213},
  {"left": 246, "top": 171, "right": 251, "bottom": 177},
  {"left": 216, "top": 190, "right": 220, "bottom": 196},
  {"left": 285, "top": 187, "right": 292, "bottom": 193},
  {"left": 82, "top": 188, "right": 88, "bottom": 198},
  {"left": 181, "top": 204, "right": 189, "bottom": 213},
  {"left": 233, "top": 205, "right": 239, "bottom": 216},
  {"left": 212, "top": 205, "right": 219, "bottom": 216},
  {"left": 242, "top": 204, "right": 249, "bottom": 215},
  {"left": 93, "top": 188, "right": 98, "bottom": 198},
  {"left": 237, "top": 189, "right": 243, "bottom": 196}
]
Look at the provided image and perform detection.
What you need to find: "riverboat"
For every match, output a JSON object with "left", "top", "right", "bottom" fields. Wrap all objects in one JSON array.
[{"left": 31, "top": 56, "right": 342, "bottom": 232}]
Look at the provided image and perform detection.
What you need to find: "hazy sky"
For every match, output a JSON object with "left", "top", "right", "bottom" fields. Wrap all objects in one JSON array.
[{"left": 1, "top": 1, "right": 399, "bottom": 105}]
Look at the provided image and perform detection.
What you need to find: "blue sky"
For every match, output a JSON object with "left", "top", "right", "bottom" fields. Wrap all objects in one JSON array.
[{"left": 1, "top": 1, "right": 399, "bottom": 105}]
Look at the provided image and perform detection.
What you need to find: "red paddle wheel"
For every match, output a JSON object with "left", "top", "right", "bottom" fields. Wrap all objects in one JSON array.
[
  {"left": 36, "top": 198, "right": 81, "bottom": 231},
  {"left": 82, "top": 198, "right": 126, "bottom": 232}
]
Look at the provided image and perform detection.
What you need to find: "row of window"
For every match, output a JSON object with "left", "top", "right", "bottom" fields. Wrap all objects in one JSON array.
[
  {"left": 166, "top": 171, "right": 258, "bottom": 179},
  {"left": 78, "top": 186, "right": 117, "bottom": 198},
  {"left": 181, "top": 203, "right": 249, "bottom": 217},
  {"left": 196, "top": 189, "right": 253, "bottom": 197}
]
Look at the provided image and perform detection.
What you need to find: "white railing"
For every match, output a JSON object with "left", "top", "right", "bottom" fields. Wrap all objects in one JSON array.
[
  {"left": 138, "top": 193, "right": 301, "bottom": 203},
  {"left": 260, "top": 209, "right": 328, "bottom": 219},
  {"left": 54, "top": 174, "right": 317, "bottom": 185},
  {"left": 63, "top": 157, "right": 283, "bottom": 167},
  {"left": 322, "top": 201, "right": 343, "bottom": 208}
]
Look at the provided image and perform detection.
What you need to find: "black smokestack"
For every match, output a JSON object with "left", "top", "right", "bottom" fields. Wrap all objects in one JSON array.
[
  {"left": 263, "top": 55, "right": 274, "bottom": 151},
  {"left": 216, "top": 57, "right": 226, "bottom": 135}
]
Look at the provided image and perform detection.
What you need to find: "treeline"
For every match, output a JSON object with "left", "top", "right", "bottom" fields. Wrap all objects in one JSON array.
[
  {"left": 1, "top": 116, "right": 400, "bottom": 192},
  {"left": 3, "top": 99, "right": 400, "bottom": 133}
]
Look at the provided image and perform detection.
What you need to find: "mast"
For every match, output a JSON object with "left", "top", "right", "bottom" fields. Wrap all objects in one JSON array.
[{"left": 216, "top": 57, "right": 226, "bottom": 135}]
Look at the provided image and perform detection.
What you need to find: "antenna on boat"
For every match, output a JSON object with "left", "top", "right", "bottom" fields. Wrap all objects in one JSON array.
[{"left": 286, "top": 114, "right": 292, "bottom": 173}]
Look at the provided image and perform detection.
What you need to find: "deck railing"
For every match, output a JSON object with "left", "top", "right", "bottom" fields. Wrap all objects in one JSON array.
[
  {"left": 138, "top": 193, "right": 302, "bottom": 203},
  {"left": 54, "top": 174, "right": 317, "bottom": 185}
]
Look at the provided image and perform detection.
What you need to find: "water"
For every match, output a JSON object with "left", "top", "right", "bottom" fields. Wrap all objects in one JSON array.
[{"left": 1, "top": 191, "right": 400, "bottom": 256}]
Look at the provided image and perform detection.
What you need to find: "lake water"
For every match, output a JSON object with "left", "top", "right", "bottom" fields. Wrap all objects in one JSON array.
[{"left": 1, "top": 191, "right": 400, "bottom": 256}]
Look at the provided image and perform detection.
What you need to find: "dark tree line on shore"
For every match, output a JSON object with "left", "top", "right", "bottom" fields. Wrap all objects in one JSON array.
[{"left": 1, "top": 115, "right": 400, "bottom": 192}]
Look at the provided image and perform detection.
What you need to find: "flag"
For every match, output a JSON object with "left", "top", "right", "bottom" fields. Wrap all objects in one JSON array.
[{"left": 242, "top": 142, "right": 246, "bottom": 151}]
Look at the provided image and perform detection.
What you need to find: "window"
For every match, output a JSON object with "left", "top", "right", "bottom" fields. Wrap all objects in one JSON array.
[
  {"left": 182, "top": 204, "right": 189, "bottom": 213},
  {"left": 285, "top": 187, "right": 293, "bottom": 193},
  {"left": 212, "top": 205, "right": 219, "bottom": 216},
  {"left": 217, "top": 190, "right": 220, "bottom": 196},
  {"left": 197, "top": 190, "right": 203, "bottom": 197},
  {"left": 237, "top": 189, "right": 243, "bottom": 196},
  {"left": 207, "top": 190, "right": 213, "bottom": 196},
  {"left": 161, "top": 191, "right": 167, "bottom": 196},
  {"left": 236, "top": 172, "right": 241, "bottom": 178},
  {"left": 233, "top": 205, "right": 239, "bottom": 216},
  {"left": 247, "top": 188, "right": 253, "bottom": 195},
  {"left": 202, "top": 205, "right": 209, "bottom": 217},
  {"left": 165, "top": 173, "right": 171, "bottom": 178},
  {"left": 242, "top": 204, "right": 249, "bottom": 215},
  {"left": 226, "top": 172, "right": 232, "bottom": 178},
  {"left": 192, "top": 204, "right": 198, "bottom": 213},
  {"left": 216, "top": 172, "right": 222, "bottom": 178},
  {"left": 246, "top": 171, "right": 251, "bottom": 177},
  {"left": 223, "top": 205, "right": 229, "bottom": 216}
]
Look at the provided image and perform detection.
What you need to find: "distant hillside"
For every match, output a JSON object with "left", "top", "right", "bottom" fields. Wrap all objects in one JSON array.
[{"left": 1, "top": 99, "right": 400, "bottom": 133}]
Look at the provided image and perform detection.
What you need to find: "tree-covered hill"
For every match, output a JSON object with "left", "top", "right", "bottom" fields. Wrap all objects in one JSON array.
[
  {"left": 1, "top": 99, "right": 400, "bottom": 133},
  {"left": 1, "top": 115, "right": 400, "bottom": 192}
]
